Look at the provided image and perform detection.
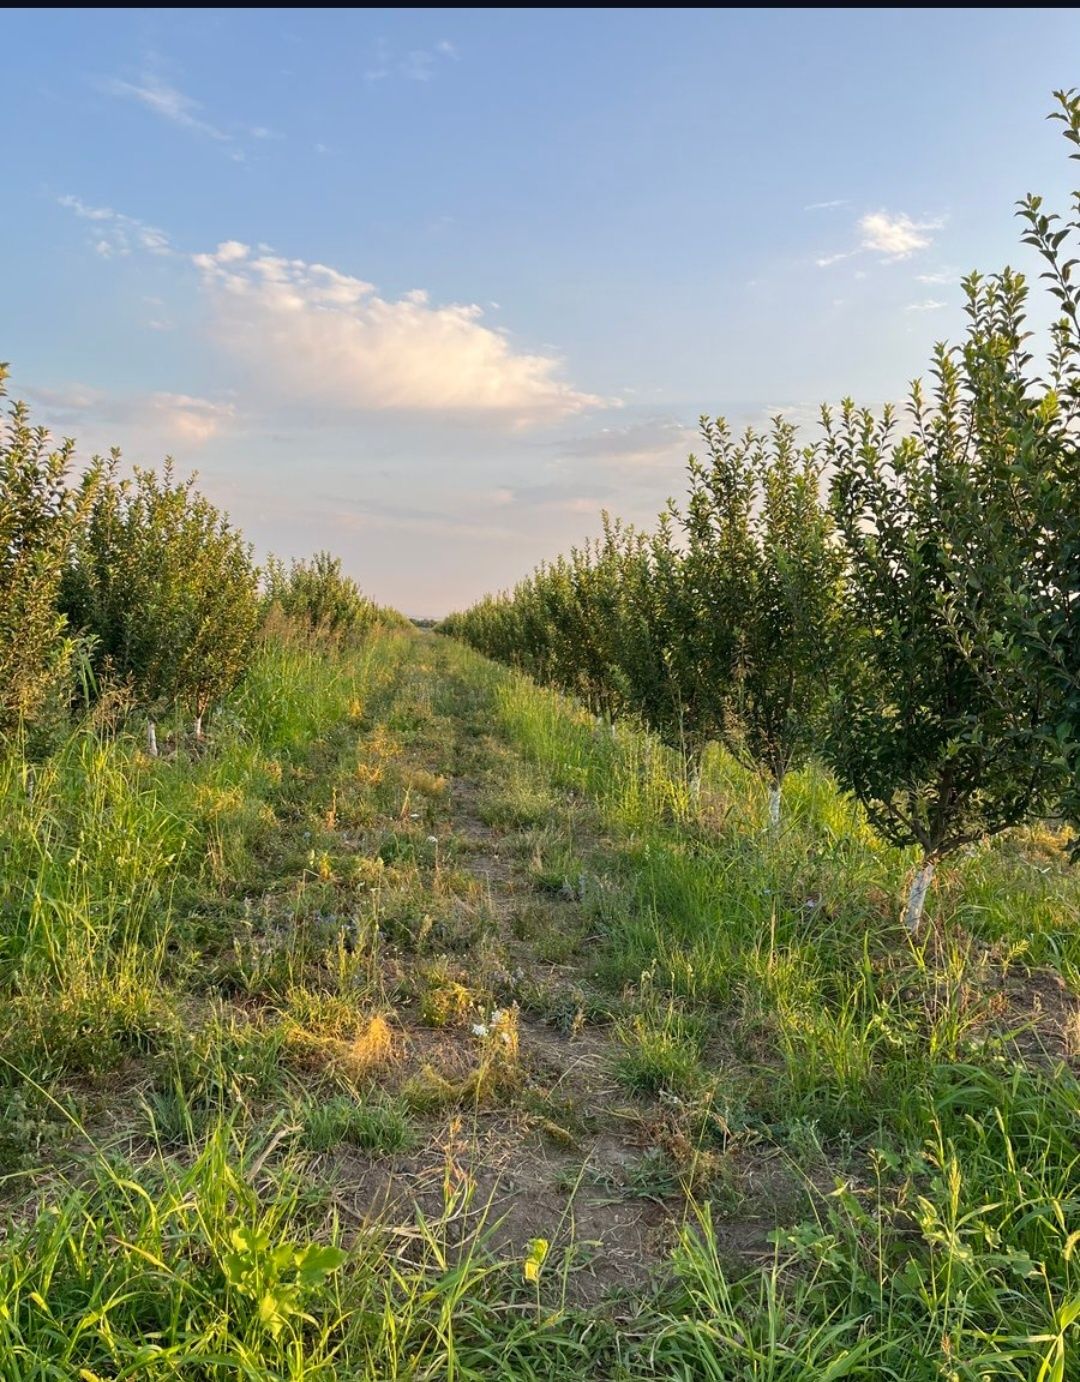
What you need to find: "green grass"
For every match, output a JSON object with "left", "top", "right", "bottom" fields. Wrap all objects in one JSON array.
[
  {"left": 298, "top": 1092, "right": 415, "bottom": 1154},
  {"left": 479, "top": 649, "right": 1080, "bottom": 1377},
  {"left": 0, "top": 626, "right": 1078, "bottom": 1377}
]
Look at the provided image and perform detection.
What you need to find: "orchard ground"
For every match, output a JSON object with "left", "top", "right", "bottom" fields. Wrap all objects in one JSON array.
[{"left": 0, "top": 623, "right": 1078, "bottom": 1379}]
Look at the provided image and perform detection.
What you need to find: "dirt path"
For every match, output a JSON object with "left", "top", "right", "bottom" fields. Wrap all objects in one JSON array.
[{"left": 320, "top": 637, "right": 682, "bottom": 1302}]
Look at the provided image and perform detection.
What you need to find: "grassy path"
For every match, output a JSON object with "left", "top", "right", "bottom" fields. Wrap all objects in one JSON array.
[
  {"left": 0, "top": 627, "right": 1079, "bottom": 1377},
  {"left": 302, "top": 631, "right": 676, "bottom": 1304}
]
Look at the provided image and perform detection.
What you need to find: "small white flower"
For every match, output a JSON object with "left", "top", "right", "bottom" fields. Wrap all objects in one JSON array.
[
  {"left": 427, "top": 835, "right": 438, "bottom": 845},
  {"left": 471, "top": 1023, "right": 489, "bottom": 1038}
]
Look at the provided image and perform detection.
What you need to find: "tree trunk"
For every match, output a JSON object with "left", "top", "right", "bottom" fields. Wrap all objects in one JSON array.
[
  {"left": 146, "top": 719, "right": 158, "bottom": 758},
  {"left": 194, "top": 714, "right": 204, "bottom": 741},
  {"left": 768, "top": 780, "right": 782, "bottom": 832},
  {"left": 903, "top": 858, "right": 935, "bottom": 934}
]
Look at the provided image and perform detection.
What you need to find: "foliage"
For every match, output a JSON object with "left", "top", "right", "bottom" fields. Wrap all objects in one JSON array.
[
  {"left": 220, "top": 1223, "right": 347, "bottom": 1340},
  {"left": 823, "top": 372, "right": 1063, "bottom": 868},
  {"left": 670, "top": 417, "right": 843, "bottom": 812},
  {"left": 264, "top": 550, "right": 382, "bottom": 643},
  {"left": 0, "top": 365, "right": 98, "bottom": 738},
  {"left": 818, "top": 97, "right": 1080, "bottom": 911},
  {"left": 936, "top": 90, "right": 1080, "bottom": 848},
  {"left": 63, "top": 459, "right": 261, "bottom": 724}
]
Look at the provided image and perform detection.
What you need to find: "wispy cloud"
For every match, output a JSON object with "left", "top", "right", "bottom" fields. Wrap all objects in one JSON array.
[
  {"left": 102, "top": 73, "right": 229, "bottom": 139},
  {"left": 98, "top": 70, "right": 270, "bottom": 160},
  {"left": 27, "top": 383, "right": 235, "bottom": 447},
  {"left": 142, "top": 295, "right": 174, "bottom": 331},
  {"left": 191, "top": 241, "right": 610, "bottom": 423},
  {"left": 325, "top": 495, "right": 515, "bottom": 542},
  {"left": 914, "top": 267, "right": 957, "bottom": 285},
  {"left": 365, "top": 37, "right": 459, "bottom": 83},
  {"left": 59, "top": 194, "right": 172, "bottom": 258},
  {"left": 805, "top": 198, "right": 848, "bottom": 211},
  {"left": 905, "top": 298, "right": 948, "bottom": 312},
  {"left": 859, "top": 211, "right": 941, "bottom": 259},
  {"left": 561, "top": 417, "right": 697, "bottom": 472},
  {"left": 816, "top": 209, "right": 944, "bottom": 269}
]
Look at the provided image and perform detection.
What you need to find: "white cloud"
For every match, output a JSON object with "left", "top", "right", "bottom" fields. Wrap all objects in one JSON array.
[
  {"left": 99, "top": 71, "right": 269, "bottom": 160},
  {"left": 27, "top": 383, "right": 234, "bottom": 447},
  {"left": 28, "top": 384, "right": 106, "bottom": 415},
  {"left": 805, "top": 198, "right": 848, "bottom": 211},
  {"left": 905, "top": 298, "right": 948, "bottom": 312},
  {"left": 815, "top": 251, "right": 855, "bottom": 268},
  {"left": 859, "top": 211, "right": 941, "bottom": 259},
  {"left": 150, "top": 393, "right": 235, "bottom": 442},
  {"left": 817, "top": 210, "right": 943, "bottom": 269},
  {"left": 102, "top": 74, "right": 230, "bottom": 142},
  {"left": 59, "top": 194, "right": 172, "bottom": 258},
  {"left": 213, "top": 239, "right": 250, "bottom": 264},
  {"left": 915, "top": 267, "right": 957, "bottom": 285},
  {"left": 192, "top": 241, "right": 610, "bottom": 423}
]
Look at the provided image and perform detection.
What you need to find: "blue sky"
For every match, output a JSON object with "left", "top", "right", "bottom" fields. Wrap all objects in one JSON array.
[{"left": 4, "top": 8, "right": 1078, "bottom": 613}]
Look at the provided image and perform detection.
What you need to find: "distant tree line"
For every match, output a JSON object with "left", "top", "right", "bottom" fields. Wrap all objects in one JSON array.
[
  {"left": 0, "top": 379, "right": 398, "bottom": 755},
  {"left": 442, "top": 90, "right": 1080, "bottom": 932}
]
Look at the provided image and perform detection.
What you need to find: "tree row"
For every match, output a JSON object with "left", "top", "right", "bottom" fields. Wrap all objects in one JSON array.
[
  {"left": 1, "top": 380, "right": 399, "bottom": 755},
  {"left": 442, "top": 91, "right": 1080, "bottom": 930}
]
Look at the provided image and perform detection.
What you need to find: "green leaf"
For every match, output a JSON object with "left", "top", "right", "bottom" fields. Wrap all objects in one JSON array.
[{"left": 294, "top": 1242, "right": 348, "bottom": 1286}]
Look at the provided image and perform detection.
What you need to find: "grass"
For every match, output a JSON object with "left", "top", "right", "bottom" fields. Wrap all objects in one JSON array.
[
  {"left": 298, "top": 1092, "right": 415, "bottom": 1153},
  {"left": 0, "top": 624, "right": 1078, "bottom": 1376}
]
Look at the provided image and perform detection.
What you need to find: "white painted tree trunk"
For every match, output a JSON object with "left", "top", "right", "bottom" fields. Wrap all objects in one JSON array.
[
  {"left": 903, "top": 859, "right": 935, "bottom": 934},
  {"left": 146, "top": 719, "right": 158, "bottom": 758},
  {"left": 194, "top": 714, "right": 204, "bottom": 741},
  {"left": 768, "top": 782, "right": 782, "bottom": 832}
]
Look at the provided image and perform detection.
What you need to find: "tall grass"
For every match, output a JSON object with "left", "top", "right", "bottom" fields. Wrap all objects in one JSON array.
[
  {"left": 1, "top": 628, "right": 1077, "bottom": 1377},
  {"left": 0, "top": 631, "right": 410, "bottom": 1086},
  {"left": 461, "top": 642, "right": 1080, "bottom": 1379}
]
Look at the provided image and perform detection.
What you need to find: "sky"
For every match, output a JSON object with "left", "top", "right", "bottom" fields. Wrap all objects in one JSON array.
[{"left": 4, "top": 8, "right": 1079, "bottom": 615}]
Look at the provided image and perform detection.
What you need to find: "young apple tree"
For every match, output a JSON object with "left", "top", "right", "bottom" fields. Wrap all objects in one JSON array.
[
  {"left": 0, "top": 366, "right": 99, "bottom": 739},
  {"left": 944, "top": 92, "right": 1080, "bottom": 845},
  {"left": 823, "top": 354, "right": 1064, "bottom": 933},
  {"left": 670, "top": 417, "right": 842, "bottom": 827},
  {"left": 64, "top": 460, "right": 260, "bottom": 751},
  {"left": 264, "top": 551, "right": 377, "bottom": 643}
]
